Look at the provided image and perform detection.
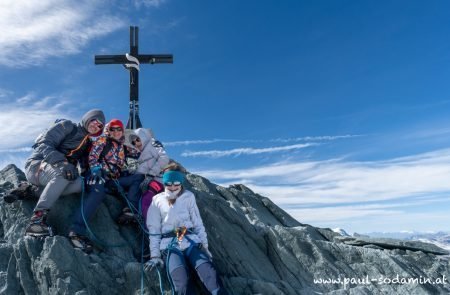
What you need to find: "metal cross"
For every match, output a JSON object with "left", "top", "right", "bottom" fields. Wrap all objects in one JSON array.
[{"left": 95, "top": 26, "right": 173, "bottom": 129}]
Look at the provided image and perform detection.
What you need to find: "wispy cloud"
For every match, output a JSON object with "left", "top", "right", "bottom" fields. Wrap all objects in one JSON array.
[
  {"left": 269, "top": 134, "right": 363, "bottom": 143},
  {"left": 0, "top": 90, "right": 77, "bottom": 149},
  {"left": 165, "top": 134, "right": 360, "bottom": 146},
  {"left": 194, "top": 148, "right": 450, "bottom": 231},
  {"left": 181, "top": 143, "right": 317, "bottom": 158},
  {"left": 0, "top": 148, "right": 32, "bottom": 153},
  {"left": 0, "top": 88, "right": 13, "bottom": 98},
  {"left": 134, "top": 0, "right": 167, "bottom": 8},
  {"left": 165, "top": 139, "right": 251, "bottom": 147},
  {"left": 199, "top": 148, "right": 450, "bottom": 203},
  {"left": 0, "top": 0, "right": 125, "bottom": 67}
]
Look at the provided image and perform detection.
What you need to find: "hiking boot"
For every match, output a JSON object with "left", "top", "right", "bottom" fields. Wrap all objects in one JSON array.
[
  {"left": 117, "top": 207, "right": 137, "bottom": 225},
  {"left": 68, "top": 231, "right": 93, "bottom": 254},
  {"left": 25, "top": 210, "right": 53, "bottom": 237},
  {"left": 120, "top": 208, "right": 144, "bottom": 225},
  {"left": 4, "top": 182, "right": 39, "bottom": 204}
]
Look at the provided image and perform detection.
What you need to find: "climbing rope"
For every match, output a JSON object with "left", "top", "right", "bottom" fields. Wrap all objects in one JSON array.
[
  {"left": 112, "top": 179, "right": 150, "bottom": 234},
  {"left": 81, "top": 177, "right": 167, "bottom": 295},
  {"left": 80, "top": 178, "right": 128, "bottom": 248}
]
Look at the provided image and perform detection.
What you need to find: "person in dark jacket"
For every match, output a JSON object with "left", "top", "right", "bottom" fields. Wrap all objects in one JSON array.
[{"left": 24, "top": 109, "right": 105, "bottom": 237}]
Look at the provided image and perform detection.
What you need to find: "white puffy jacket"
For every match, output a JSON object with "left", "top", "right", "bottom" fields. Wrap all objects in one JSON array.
[
  {"left": 147, "top": 189, "right": 208, "bottom": 258},
  {"left": 134, "top": 128, "right": 169, "bottom": 182}
]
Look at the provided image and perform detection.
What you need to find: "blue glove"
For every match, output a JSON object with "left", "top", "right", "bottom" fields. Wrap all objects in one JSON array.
[
  {"left": 144, "top": 257, "right": 164, "bottom": 271},
  {"left": 88, "top": 166, "right": 105, "bottom": 185}
]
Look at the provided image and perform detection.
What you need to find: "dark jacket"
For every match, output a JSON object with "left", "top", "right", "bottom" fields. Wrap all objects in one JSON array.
[{"left": 25, "top": 109, "right": 105, "bottom": 172}]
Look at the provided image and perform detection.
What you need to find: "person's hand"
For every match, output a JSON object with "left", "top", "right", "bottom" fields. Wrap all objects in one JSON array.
[
  {"left": 88, "top": 166, "right": 105, "bottom": 185},
  {"left": 199, "top": 243, "right": 213, "bottom": 261},
  {"left": 144, "top": 257, "right": 164, "bottom": 271},
  {"left": 56, "top": 162, "right": 79, "bottom": 181}
]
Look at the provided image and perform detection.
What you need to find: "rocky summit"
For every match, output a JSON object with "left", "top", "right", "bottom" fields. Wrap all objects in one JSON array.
[{"left": 0, "top": 164, "right": 449, "bottom": 295}]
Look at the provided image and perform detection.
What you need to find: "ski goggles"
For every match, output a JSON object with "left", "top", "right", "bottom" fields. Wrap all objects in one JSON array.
[
  {"left": 109, "top": 127, "right": 123, "bottom": 132},
  {"left": 164, "top": 181, "right": 182, "bottom": 187}
]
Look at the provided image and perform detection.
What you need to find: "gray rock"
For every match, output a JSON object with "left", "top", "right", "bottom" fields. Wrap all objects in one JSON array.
[{"left": 0, "top": 164, "right": 448, "bottom": 294}]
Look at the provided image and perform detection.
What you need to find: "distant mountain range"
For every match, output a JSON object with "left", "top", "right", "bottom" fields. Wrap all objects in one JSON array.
[
  {"left": 362, "top": 231, "right": 450, "bottom": 251},
  {"left": 332, "top": 228, "right": 450, "bottom": 252}
]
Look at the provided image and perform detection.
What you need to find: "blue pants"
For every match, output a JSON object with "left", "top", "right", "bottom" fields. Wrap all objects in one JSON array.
[
  {"left": 116, "top": 173, "right": 144, "bottom": 210},
  {"left": 71, "top": 173, "right": 144, "bottom": 235},
  {"left": 166, "top": 245, "right": 220, "bottom": 295}
]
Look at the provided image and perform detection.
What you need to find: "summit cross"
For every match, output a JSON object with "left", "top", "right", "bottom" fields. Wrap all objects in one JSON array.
[{"left": 95, "top": 26, "right": 173, "bottom": 129}]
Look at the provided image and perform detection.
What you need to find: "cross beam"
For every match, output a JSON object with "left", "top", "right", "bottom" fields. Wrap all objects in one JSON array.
[{"left": 95, "top": 26, "right": 173, "bottom": 129}]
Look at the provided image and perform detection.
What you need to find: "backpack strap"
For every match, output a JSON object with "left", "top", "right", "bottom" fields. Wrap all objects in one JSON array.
[
  {"left": 148, "top": 180, "right": 164, "bottom": 194},
  {"left": 66, "top": 133, "right": 90, "bottom": 158},
  {"left": 99, "top": 137, "right": 113, "bottom": 161},
  {"left": 98, "top": 138, "right": 117, "bottom": 176}
]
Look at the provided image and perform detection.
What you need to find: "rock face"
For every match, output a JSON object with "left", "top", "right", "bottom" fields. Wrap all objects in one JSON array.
[{"left": 0, "top": 164, "right": 449, "bottom": 294}]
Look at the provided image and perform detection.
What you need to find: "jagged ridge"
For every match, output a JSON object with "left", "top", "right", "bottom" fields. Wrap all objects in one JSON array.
[{"left": 0, "top": 164, "right": 448, "bottom": 294}]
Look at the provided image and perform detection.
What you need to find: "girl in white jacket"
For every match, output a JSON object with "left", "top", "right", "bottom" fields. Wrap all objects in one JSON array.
[
  {"left": 133, "top": 128, "right": 169, "bottom": 182},
  {"left": 119, "top": 128, "right": 169, "bottom": 224},
  {"left": 145, "top": 164, "right": 225, "bottom": 295}
]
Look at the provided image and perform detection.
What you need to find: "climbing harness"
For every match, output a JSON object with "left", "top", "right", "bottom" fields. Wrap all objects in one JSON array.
[
  {"left": 177, "top": 226, "right": 187, "bottom": 245},
  {"left": 80, "top": 177, "right": 200, "bottom": 295}
]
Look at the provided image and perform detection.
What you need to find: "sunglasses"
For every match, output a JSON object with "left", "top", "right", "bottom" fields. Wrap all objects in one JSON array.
[
  {"left": 164, "top": 181, "right": 182, "bottom": 187},
  {"left": 132, "top": 137, "right": 141, "bottom": 145},
  {"left": 110, "top": 127, "right": 123, "bottom": 132},
  {"left": 90, "top": 119, "right": 103, "bottom": 129}
]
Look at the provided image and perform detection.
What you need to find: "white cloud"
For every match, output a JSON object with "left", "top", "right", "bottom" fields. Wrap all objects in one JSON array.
[
  {"left": 165, "top": 139, "right": 249, "bottom": 147},
  {"left": 194, "top": 149, "right": 450, "bottom": 231},
  {"left": 198, "top": 149, "right": 450, "bottom": 203},
  {"left": 269, "top": 134, "right": 363, "bottom": 143},
  {"left": 134, "top": 0, "right": 167, "bottom": 8},
  {"left": 181, "top": 143, "right": 318, "bottom": 158},
  {"left": 0, "top": 88, "right": 13, "bottom": 98},
  {"left": 0, "top": 91, "right": 77, "bottom": 149},
  {"left": 0, "top": 148, "right": 32, "bottom": 153},
  {"left": 165, "top": 134, "right": 360, "bottom": 147},
  {"left": 0, "top": 0, "right": 125, "bottom": 67}
]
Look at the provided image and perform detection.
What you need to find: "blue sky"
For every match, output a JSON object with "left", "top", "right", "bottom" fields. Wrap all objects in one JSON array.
[{"left": 1, "top": 0, "right": 450, "bottom": 233}]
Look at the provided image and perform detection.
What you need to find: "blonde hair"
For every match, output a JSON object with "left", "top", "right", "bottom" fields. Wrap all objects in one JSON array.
[{"left": 163, "top": 161, "right": 186, "bottom": 173}]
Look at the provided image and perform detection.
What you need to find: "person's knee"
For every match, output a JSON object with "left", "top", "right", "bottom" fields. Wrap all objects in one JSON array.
[
  {"left": 48, "top": 173, "right": 70, "bottom": 185},
  {"left": 170, "top": 266, "right": 189, "bottom": 292},
  {"left": 87, "top": 182, "right": 105, "bottom": 193},
  {"left": 132, "top": 175, "right": 144, "bottom": 184},
  {"left": 196, "top": 262, "right": 220, "bottom": 292},
  {"left": 61, "top": 177, "right": 83, "bottom": 196},
  {"left": 25, "top": 166, "right": 38, "bottom": 185}
]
